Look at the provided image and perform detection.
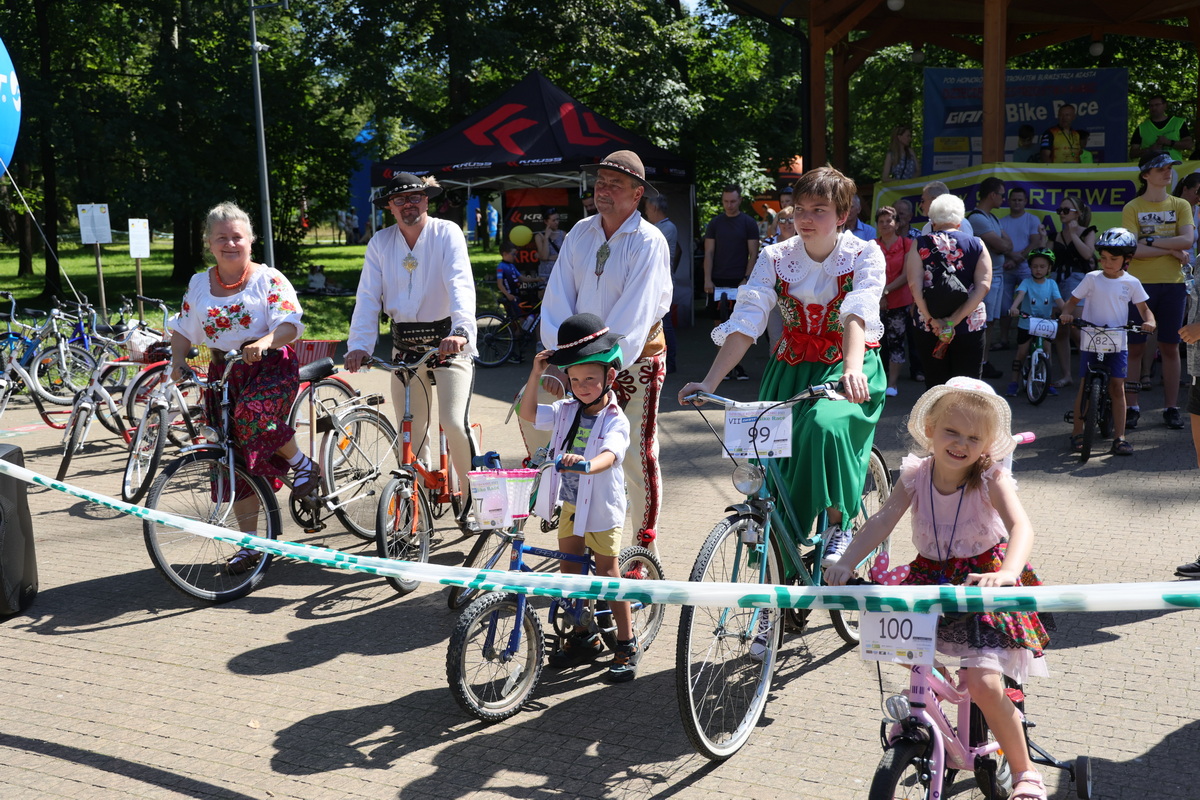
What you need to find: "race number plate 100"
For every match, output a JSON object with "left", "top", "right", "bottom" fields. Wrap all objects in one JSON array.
[
  {"left": 723, "top": 402, "right": 792, "bottom": 459},
  {"left": 861, "top": 612, "right": 938, "bottom": 666}
]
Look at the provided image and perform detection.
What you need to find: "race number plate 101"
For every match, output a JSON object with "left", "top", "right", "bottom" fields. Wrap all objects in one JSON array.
[
  {"left": 861, "top": 611, "right": 938, "bottom": 665},
  {"left": 723, "top": 402, "right": 792, "bottom": 459}
]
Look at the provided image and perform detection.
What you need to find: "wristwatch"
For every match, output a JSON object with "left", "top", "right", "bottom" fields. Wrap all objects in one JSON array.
[{"left": 1145, "top": 236, "right": 1156, "bottom": 248}]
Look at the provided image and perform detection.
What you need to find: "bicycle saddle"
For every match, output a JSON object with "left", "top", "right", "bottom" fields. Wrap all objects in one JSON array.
[{"left": 298, "top": 357, "right": 336, "bottom": 383}]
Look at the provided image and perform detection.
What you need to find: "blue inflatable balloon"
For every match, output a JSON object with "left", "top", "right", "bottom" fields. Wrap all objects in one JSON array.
[{"left": 0, "top": 36, "right": 21, "bottom": 169}]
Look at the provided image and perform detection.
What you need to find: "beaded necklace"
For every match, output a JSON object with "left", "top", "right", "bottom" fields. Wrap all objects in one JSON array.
[
  {"left": 929, "top": 464, "right": 967, "bottom": 564},
  {"left": 214, "top": 263, "right": 251, "bottom": 290}
]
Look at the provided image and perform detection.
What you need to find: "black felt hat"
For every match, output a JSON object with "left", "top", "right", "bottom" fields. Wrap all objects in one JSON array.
[
  {"left": 372, "top": 172, "right": 443, "bottom": 208},
  {"left": 547, "top": 313, "right": 625, "bottom": 369}
]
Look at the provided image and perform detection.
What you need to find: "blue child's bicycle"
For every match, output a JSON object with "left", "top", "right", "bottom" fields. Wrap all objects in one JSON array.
[{"left": 445, "top": 459, "right": 665, "bottom": 722}]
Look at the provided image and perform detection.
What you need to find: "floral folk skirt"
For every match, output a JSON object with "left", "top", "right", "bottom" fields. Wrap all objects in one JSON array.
[{"left": 204, "top": 347, "right": 299, "bottom": 480}]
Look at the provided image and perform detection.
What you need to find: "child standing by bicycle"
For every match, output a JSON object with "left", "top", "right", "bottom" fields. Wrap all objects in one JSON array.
[
  {"left": 826, "top": 376, "right": 1053, "bottom": 800},
  {"left": 518, "top": 313, "right": 640, "bottom": 683},
  {"left": 1006, "top": 248, "right": 1065, "bottom": 397},
  {"left": 1059, "top": 228, "right": 1156, "bottom": 456}
]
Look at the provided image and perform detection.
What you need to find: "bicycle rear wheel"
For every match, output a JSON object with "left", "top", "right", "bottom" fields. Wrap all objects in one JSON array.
[
  {"left": 676, "top": 513, "right": 781, "bottom": 761},
  {"left": 322, "top": 408, "right": 400, "bottom": 540},
  {"left": 474, "top": 314, "right": 515, "bottom": 367},
  {"left": 830, "top": 447, "right": 892, "bottom": 645},
  {"left": 289, "top": 377, "right": 357, "bottom": 455},
  {"left": 1026, "top": 349, "right": 1049, "bottom": 405},
  {"left": 1080, "top": 376, "right": 1100, "bottom": 463},
  {"left": 32, "top": 344, "right": 94, "bottom": 405},
  {"left": 446, "top": 592, "right": 544, "bottom": 722},
  {"left": 143, "top": 451, "right": 279, "bottom": 602},
  {"left": 121, "top": 407, "right": 166, "bottom": 503},
  {"left": 448, "top": 527, "right": 512, "bottom": 610},
  {"left": 375, "top": 474, "right": 433, "bottom": 595}
]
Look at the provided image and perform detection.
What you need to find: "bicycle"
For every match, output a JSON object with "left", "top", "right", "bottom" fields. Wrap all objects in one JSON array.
[
  {"left": 675, "top": 382, "right": 892, "bottom": 761},
  {"left": 850, "top": 573, "right": 1094, "bottom": 800},
  {"left": 0, "top": 292, "right": 97, "bottom": 410},
  {"left": 444, "top": 460, "right": 666, "bottom": 722},
  {"left": 1064, "top": 319, "right": 1142, "bottom": 463},
  {"left": 474, "top": 287, "right": 544, "bottom": 368},
  {"left": 369, "top": 348, "right": 484, "bottom": 594},
  {"left": 1014, "top": 314, "right": 1056, "bottom": 405}
]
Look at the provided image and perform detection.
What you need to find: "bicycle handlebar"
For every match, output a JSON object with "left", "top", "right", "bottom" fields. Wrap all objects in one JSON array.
[
  {"left": 683, "top": 380, "right": 844, "bottom": 409},
  {"left": 364, "top": 348, "right": 445, "bottom": 373},
  {"left": 1069, "top": 318, "right": 1144, "bottom": 334}
]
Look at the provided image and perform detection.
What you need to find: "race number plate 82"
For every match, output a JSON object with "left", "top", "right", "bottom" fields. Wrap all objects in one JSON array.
[
  {"left": 723, "top": 402, "right": 792, "bottom": 459},
  {"left": 861, "top": 611, "right": 937, "bottom": 665}
]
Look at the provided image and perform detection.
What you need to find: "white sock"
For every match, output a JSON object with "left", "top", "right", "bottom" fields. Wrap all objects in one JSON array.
[{"left": 285, "top": 450, "right": 307, "bottom": 468}]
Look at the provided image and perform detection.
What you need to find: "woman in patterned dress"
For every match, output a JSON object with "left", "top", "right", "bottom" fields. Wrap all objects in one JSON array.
[
  {"left": 679, "top": 166, "right": 886, "bottom": 565},
  {"left": 169, "top": 202, "right": 313, "bottom": 573}
]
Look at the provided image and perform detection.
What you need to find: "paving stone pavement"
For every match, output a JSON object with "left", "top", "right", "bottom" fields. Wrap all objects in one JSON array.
[{"left": 1, "top": 329, "right": 1199, "bottom": 800}]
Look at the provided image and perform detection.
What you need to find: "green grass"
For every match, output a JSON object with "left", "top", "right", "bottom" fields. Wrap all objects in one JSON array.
[{"left": 0, "top": 239, "right": 508, "bottom": 342}]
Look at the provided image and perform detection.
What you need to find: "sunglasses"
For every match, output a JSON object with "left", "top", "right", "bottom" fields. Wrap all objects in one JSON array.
[
  {"left": 389, "top": 193, "right": 425, "bottom": 207},
  {"left": 777, "top": 217, "right": 794, "bottom": 224},
  {"left": 1056, "top": 207, "right": 1075, "bottom": 214}
]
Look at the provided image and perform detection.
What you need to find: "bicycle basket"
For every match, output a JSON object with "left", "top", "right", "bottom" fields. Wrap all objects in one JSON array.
[
  {"left": 468, "top": 468, "right": 537, "bottom": 529},
  {"left": 126, "top": 329, "right": 162, "bottom": 363}
]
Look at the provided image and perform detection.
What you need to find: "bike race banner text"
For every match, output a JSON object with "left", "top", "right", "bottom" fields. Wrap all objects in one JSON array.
[{"left": 923, "top": 68, "right": 1129, "bottom": 173}]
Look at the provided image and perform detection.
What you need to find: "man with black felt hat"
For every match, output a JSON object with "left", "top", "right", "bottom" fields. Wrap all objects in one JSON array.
[
  {"left": 520, "top": 313, "right": 642, "bottom": 682},
  {"left": 345, "top": 172, "right": 480, "bottom": 528},
  {"left": 526, "top": 150, "right": 673, "bottom": 551}
]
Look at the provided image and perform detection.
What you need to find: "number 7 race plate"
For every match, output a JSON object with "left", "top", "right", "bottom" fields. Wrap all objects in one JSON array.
[
  {"left": 861, "top": 611, "right": 938, "bottom": 665},
  {"left": 723, "top": 402, "right": 792, "bottom": 459}
]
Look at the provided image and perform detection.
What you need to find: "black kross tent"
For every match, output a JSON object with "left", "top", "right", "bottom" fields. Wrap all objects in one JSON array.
[{"left": 371, "top": 70, "right": 693, "bottom": 189}]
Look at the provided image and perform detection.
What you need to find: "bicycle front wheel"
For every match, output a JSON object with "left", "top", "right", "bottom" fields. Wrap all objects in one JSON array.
[
  {"left": 375, "top": 475, "right": 433, "bottom": 596},
  {"left": 676, "top": 513, "right": 782, "bottom": 761},
  {"left": 446, "top": 592, "right": 544, "bottom": 722},
  {"left": 121, "top": 407, "right": 166, "bottom": 503},
  {"left": 868, "top": 739, "right": 932, "bottom": 800},
  {"left": 474, "top": 314, "right": 515, "bottom": 367},
  {"left": 1081, "top": 376, "right": 1100, "bottom": 463},
  {"left": 322, "top": 408, "right": 400, "bottom": 540},
  {"left": 830, "top": 447, "right": 892, "bottom": 645},
  {"left": 448, "top": 527, "right": 512, "bottom": 610},
  {"left": 56, "top": 405, "right": 92, "bottom": 482},
  {"left": 32, "top": 344, "right": 94, "bottom": 405},
  {"left": 1026, "top": 349, "right": 1050, "bottom": 405},
  {"left": 143, "top": 451, "right": 280, "bottom": 602}
]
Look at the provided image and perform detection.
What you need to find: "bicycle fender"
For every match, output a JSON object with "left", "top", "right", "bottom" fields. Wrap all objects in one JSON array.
[
  {"left": 176, "top": 443, "right": 224, "bottom": 458},
  {"left": 723, "top": 503, "right": 764, "bottom": 521}
]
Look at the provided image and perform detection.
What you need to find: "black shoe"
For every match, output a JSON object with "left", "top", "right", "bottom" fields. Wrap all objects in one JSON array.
[
  {"left": 1164, "top": 407, "right": 1185, "bottom": 430},
  {"left": 606, "top": 637, "right": 641, "bottom": 683},
  {"left": 1126, "top": 407, "right": 1140, "bottom": 430},
  {"left": 547, "top": 630, "right": 603, "bottom": 668},
  {"left": 1176, "top": 558, "right": 1200, "bottom": 578},
  {"left": 734, "top": 365, "right": 750, "bottom": 381},
  {"left": 981, "top": 362, "right": 1003, "bottom": 379}
]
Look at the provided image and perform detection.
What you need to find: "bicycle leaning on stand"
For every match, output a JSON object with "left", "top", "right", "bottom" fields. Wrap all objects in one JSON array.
[{"left": 675, "top": 382, "right": 892, "bottom": 761}]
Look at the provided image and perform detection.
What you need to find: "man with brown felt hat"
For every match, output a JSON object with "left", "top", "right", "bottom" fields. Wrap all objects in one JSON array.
[{"left": 524, "top": 150, "right": 672, "bottom": 551}]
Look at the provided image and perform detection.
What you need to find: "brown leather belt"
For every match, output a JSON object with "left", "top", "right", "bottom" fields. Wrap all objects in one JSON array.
[{"left": 637, "top": 320, "right": 666, "bottom": 361}]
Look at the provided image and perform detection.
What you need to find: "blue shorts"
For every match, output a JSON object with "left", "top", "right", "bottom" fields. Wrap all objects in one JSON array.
[
  {"left": 1128, "top": 283, "right": 1186, "bottom": 345},
  {"left": 1059, "top": 272, "right": 1087, "bottom": 308},
  {"left": 1080, "top": 349, "right": 1129, "bottom": 379}
]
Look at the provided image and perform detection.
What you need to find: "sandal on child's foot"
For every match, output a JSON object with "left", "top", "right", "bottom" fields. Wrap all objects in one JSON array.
[
  {"left": 1111, "top": 437, "right": 1134, "bottom": 456},
  {"left": 1069, "top": 433, "right": 1084, "bottom": 453},
  {"left": 1011, "top": 770, "right": 1047, "bottom": 800},
  {"left": 227, "top": 548, "right": 262, "bottom": 575}
]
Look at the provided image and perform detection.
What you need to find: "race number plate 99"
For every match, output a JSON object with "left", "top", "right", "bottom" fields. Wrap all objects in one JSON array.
[
  {"left": 724, "top": 402, "right": 792, "bottom": 459},
  {"left": 861, "top": 612, "right": 937, "bottom": 665}
]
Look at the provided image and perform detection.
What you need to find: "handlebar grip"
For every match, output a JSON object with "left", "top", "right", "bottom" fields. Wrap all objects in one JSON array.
[
  {"left": 1012, "top": 431, "right": 1036, "bottom": 445},
  {"left": 554, "top": 454, "right": 590, "bottom": 474}
]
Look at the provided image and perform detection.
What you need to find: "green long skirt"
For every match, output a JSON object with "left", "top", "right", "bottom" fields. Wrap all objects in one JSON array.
[{"left": 758, "top": 347, "right": 885, "bottom": 538}]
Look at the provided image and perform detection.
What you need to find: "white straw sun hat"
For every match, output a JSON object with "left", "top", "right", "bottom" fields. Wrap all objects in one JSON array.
[{"left": 907, "top": 376, "right": 1016, "bottom": 461}]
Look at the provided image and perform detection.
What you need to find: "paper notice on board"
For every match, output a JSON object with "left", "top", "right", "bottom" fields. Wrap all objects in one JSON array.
[
  {"left": 77, "top": 204, "right": 112, "bottom": 245},
  {"left": 129, "top": 219, "right": 150, "bottom": 259}
]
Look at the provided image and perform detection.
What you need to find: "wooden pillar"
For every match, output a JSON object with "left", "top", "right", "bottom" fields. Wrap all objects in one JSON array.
[
  {"left": 810, "top": 18, "right": 827, "bottom": 167},
  {"left": 833, "top": 46, "right": 849, "bottom": 170},
  {"left": 981, "top": 0, "right": 1009, "bottom": 163}
]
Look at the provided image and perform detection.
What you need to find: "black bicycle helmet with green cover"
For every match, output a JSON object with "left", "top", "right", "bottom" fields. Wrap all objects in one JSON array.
[{"left": 1095, "top": 227, "right": 1138, "bottom": 257}]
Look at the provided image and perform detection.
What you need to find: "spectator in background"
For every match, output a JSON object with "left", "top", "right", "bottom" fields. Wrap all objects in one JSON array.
[
  {"left": 1131, "top": 94, "right": 1194, "bottom": 163},
  {"left": 1123, "top": 151, "right": 1195, "bottom": 431},
  {"left": 919, "top": 181, "right": 975, "bottom": 237},
  {"left": 1173, "top": 172, "right": 1200, "bottom": 260},
  {"left": 1049, "top": 196, "right": 1096, "bottom": 387},
  {"left": 998, "top": 186, "right": 1045, "bottom": 349},
  {"left": 581, "top": 191, "right": 597, "bottom": 217},
  {"left": 1012, "top": 124, "right": 1041, "bottom": 163},
  {"left": 485, "top": 200, "right": 498, "bottom": 252},
  {"left": 965, "top": 177, "right": 1011, "bottom": 376},
  {"left": 875, "top": 205, "right": 914, "bottom": 397},
  {"left": 644, "top": 194, "right": 683, "bottom": 374},
  {"left": 765, "top": 205, "right": 795, "bottom": 350},
  {"left": 895, "top": 198, "right": 919, "bottom": 239},
  {"left": 881, "top": 125, "right": 920, "bottom": 181},
  {"left": 1078, "top": 131, "right": 1095, "bottom": 164},
  {"left": 535, "top": 207, "right": 565, "bottom": 282},
  {"left": 846, "top": 194, "right": 877, "bottom": 242},
  {"left": 1040, "top": 103, "right": 1083, "bottom": 164},
  {"left": 703, "top": 183, "right": 760, "bottom": 381}
]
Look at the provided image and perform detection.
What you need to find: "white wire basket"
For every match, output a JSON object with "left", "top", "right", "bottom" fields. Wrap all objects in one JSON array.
[{"left": 468, "top": 468, "right": 538, "bottom": 529}]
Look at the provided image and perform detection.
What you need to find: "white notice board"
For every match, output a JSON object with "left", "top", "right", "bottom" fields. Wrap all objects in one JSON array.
[
  {"left": 77, "top": 204, "right": 112, "bottom": 245},
  {"left": 129, "top": 219, "right": 150, "bottom": 259}
]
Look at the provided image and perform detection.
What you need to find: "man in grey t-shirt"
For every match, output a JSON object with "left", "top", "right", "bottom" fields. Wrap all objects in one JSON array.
[
  {"left": 703, "top": 184, "right": 759, "bottom": 380},
  {"left": 645, "top": 194, "right": 683, "bottom": 372}
]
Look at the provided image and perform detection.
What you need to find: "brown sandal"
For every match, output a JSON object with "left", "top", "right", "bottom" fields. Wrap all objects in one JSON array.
[
  {"left": 291, "top": 457, "right": 322, "bottom": 498},
  {"left": 226, "top": 548, "right": 262, "bottom": 575}
]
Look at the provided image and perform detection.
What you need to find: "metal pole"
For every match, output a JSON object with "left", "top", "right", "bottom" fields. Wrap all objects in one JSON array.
[{"left": 249, "top": 2, "right": 275, "bottom": 268}]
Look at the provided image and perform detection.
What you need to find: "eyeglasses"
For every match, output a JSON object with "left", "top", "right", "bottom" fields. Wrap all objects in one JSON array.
[
  {"left": 389, "top": 193, "right": 425, "bottom": 207},
  {"left": 777, "top": 217, "right": 793, "bottom": 224},
  {"left": 1056, "top": 207, "right": 1075, "bottom": 214}
]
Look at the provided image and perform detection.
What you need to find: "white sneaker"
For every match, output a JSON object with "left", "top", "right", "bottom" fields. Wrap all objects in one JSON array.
[
  {"left": 748, "top": 610, "right": 773, "bottom": 662},
  {"left": 821, "top": 526, "right": 853, "bottom": 568}
]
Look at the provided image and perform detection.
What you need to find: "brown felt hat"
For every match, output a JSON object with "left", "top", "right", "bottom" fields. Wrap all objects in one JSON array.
[{"left": 581, "top": 150, "right": 660, "bottom": 198}]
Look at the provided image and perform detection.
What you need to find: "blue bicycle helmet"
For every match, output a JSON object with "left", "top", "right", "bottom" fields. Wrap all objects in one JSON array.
[{"left": 1096, "top": 227, "right": 1137, "bottom": 257}]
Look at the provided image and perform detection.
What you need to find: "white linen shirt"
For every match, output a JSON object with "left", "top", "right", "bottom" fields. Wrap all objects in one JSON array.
[
  {"left": 169, "top": 267, "right": 304, "bottom": 350},
  {"left": 713, "top": 231, "right": 885, "bottom": 345},
  {"left": 540, "top": 211, "right": 671, "bottom": 366},
  {"left": 532, "top": 394, "right": 630, "bottom": 537},
  {"left": 347, "top": 218, "right": 477, "bottom": 356}
]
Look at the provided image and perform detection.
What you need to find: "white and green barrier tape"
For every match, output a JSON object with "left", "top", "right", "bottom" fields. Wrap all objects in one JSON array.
[{"left": 7, "top": 458, "right": 1200, "bottom": 613}]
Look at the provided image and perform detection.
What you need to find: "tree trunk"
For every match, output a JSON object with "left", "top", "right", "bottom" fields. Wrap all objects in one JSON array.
[
  {"left": 16, "top": 159, "right": 32, "bottom": 277},
  {"left": 34, "top": 0, "right": 60, "bottom": 299}
]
